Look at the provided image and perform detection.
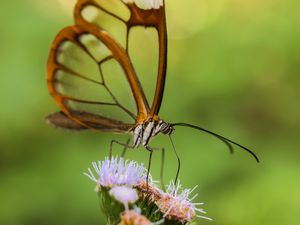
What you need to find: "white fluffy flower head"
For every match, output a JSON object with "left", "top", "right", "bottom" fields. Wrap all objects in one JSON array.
[
  {"left": 109, "top": 186, "right": 139, "bottom": 208},
  {"left": 122, "top": 0, "right": 164, "bottom": 10},
  {"left": 84, "top": 157, "right": 149, "bottom": 188}
]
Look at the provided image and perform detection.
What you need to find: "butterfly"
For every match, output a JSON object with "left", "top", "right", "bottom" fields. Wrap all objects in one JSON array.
[{"left": 46, "top": 0, "right": 258, "bottom": 180}]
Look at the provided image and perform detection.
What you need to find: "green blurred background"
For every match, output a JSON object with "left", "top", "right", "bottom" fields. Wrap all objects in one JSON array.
[{"left": 1, "top": 0, "right": 299, "bottom": 225}]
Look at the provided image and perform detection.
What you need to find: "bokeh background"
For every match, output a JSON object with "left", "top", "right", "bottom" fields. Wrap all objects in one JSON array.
[{"left": 1, "top": 0, "right": 299, "bottom": 225}]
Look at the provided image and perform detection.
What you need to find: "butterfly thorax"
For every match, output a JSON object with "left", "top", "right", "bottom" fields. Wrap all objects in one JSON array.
[{"left": 132, "top": 120, "right": 174, "bottom": 148}]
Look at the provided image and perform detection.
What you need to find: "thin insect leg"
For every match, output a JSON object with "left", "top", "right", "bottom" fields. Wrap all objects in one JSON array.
[
  {"left": 160, "top": 148, "right": 166, "bottom": 192},
  {"left": 145, "top": 147, "right": 154, "bottom": 192},
  {"left": 121, "top": 138, "right": 131, "bottom": 158},
  {"left": 168, "top": 135, "right": 181, "bottom": 185},
  {"left": 109, "top": 139, "right": 134, "bottom": 160},
  {"left": 146, "top": 145, "right": 166, "bottom": 191}
]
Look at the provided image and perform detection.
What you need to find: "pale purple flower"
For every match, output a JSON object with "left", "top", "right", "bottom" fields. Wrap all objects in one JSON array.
[{"left": 84, "top": 157, "right": 150, "bottom": 187}]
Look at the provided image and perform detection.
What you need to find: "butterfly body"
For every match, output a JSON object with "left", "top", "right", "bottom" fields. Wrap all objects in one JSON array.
[{"left": 132, "top": 120, "right": 174, "bottom": 148}]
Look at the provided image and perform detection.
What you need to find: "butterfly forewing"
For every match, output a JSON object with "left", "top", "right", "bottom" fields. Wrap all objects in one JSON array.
[{"left": 74, "top": 0, "right": 168, "bottom": 116}]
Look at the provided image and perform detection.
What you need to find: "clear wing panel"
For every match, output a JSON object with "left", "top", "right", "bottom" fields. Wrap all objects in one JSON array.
[
  {"left": 79, "top": 33, "right": 112, "bottom": 61},
  {"left": 128, "top": 27, "right": 159, "bottom": 107},
  {"left": 79, "top": 0, "right": 129, "bottom": 48},
  {"left": 92, "top": 0, "right": 130, "bottom": 21},
  {"left": 101, "top": 59, "right": 137, "bottom": 116}
]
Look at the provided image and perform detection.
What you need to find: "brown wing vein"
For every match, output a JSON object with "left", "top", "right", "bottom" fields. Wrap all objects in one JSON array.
[
  {"left": 56, "top": 64, "right": 103, "bottom": 85},
  {"left": 64, "top": 96, "right": 116, "bottom": 106}
]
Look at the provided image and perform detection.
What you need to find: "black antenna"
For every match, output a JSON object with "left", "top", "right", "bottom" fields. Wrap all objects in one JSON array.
[{"left": 172, "top": 123, "right": 259, "bottom": 163}]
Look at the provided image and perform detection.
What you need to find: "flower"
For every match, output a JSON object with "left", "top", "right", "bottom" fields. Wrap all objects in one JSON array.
[
  {"left": 136, "top": 180, "right": 163, "bottom": 202},
  {"left": 109, "top": 186, "right": 139, "bottom": 208},
  {"left": 84, "top": 157, "right": 149, "bottom": 188},
  {"left": 84, "top": 157, "right": 211, "bottom": 224},
  {"left": 137, "top": 180, "right": 212, "bottom": 223},
  {"left": 121, "top": 0, "right": 164, "bottom": 10},
  {"left": 118, "top": 210, "right": 152, "bottom": 225},
  {"left": 156, "top": 181, "right": 212, "bottom": 223}
]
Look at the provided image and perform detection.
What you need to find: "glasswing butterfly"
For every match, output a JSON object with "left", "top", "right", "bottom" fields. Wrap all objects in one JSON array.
[{"left": 46, "top": 0, "right": 259, "bottom": 182}]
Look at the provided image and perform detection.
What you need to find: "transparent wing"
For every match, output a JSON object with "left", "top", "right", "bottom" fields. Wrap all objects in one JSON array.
[
  {"left": 47, "top": 0, "right": 168, "bottom": 132},
  {"left": 47, "top": 24, "right": 149, "bottom": 131},
  {"left": 74, "top": 0, "right": 168, "bottom": 118}
]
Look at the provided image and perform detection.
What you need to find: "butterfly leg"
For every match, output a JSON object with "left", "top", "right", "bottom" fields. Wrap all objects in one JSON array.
[
  {"left": 145, "top": 146, "right": 154, "bottom": 192},
  {"left": 145, "top": 146, "right": 166, "bottom": 191},
  {"left": 109, "top": 139, "right": 134, "bottom": 160},
  {"left": 168, "top": 135, "right": 181, "bottom": 186},
  {"left": 121, "top": 138, "right": 131, "bottom": 158},
  {"left": 160, "top": 148, "right": 166, "bottom": 191}
]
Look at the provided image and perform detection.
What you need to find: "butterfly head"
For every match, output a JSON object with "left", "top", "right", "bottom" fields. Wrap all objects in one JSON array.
[{"left": 155, "top": 120, "right": 174, "bottom": 135}]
